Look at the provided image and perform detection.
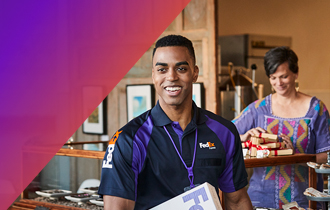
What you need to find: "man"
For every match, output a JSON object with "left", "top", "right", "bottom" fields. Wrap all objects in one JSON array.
[{"left": 98, "top": 35, "right": 252, "bottom": 210}]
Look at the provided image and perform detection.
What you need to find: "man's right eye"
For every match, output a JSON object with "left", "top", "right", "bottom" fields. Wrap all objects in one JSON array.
[{"left": 157, "top": 68, "right": 166, "bottom": 72}]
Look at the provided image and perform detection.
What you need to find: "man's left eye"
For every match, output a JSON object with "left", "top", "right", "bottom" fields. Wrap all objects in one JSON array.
[{"left": 177, "top": 67, "right": 186, "bottom": 71}]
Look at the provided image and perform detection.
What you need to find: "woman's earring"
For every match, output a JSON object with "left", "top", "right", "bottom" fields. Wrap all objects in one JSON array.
[{"left": 295, "top": 80, "right": 299, "bottom": 92}]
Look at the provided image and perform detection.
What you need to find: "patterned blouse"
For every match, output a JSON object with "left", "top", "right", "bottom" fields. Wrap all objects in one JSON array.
[{"left": 232, "top": 94, "right": 330, "bottom": 209}]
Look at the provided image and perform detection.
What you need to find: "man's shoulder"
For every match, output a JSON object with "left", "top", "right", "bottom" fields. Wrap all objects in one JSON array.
[
  {"left": 199, "top": 108, "right": 237, "bottom": 132},
  {"left": 116, "top": 110, "right": 153, "bottom": 140}
]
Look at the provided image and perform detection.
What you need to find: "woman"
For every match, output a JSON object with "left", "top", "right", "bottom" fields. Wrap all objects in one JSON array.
[{"left": 232, "top": 46, "right": 330, "bottom": 209}]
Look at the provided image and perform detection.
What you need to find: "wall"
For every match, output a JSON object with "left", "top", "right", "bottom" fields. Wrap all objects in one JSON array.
[{"left": 217, "top": 0, "right": 330, "bottom": 107}]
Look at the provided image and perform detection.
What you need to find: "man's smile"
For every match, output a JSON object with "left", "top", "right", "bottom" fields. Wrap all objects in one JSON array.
[{"left": 165, "top": 86, "right": 182, "bottom": 92}]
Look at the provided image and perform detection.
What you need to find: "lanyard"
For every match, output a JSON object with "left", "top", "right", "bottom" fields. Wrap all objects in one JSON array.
[{"left": 163, "top": 125, "right": 198, "bottom": 189}]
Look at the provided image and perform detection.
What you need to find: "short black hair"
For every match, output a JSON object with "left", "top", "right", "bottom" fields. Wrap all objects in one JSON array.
[
  {"left": 264, "top": 46, "right": 299, "bottom": 77},
  {"left": 152, "top": 34, "right": 196, "bottom": 64}
]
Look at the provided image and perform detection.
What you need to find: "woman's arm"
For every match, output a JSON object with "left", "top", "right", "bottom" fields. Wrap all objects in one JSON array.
[{"left": 240, "top": 127, "right": 267, "bottom": 142}]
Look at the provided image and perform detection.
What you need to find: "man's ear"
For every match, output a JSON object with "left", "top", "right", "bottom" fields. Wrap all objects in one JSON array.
[
  {"left": 152, "top": 68, "right": 155, "bottom": 83},
  {"left": 193, "top": 65, "right": 199, "bottom": 82}
]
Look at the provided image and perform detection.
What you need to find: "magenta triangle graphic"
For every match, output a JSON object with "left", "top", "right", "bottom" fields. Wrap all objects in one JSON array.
[{"left": 0, "top": 0, "right": 191, "bottom": 208}]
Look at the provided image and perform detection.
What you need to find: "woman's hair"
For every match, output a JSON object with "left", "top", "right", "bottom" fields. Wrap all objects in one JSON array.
[{"left": 264, "top": 46, "right": 299, "bottom": 77}]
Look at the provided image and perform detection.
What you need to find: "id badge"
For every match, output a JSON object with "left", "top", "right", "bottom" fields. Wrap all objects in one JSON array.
[{"left": 184, "top": 183, "right": 200, "bottom": 192}]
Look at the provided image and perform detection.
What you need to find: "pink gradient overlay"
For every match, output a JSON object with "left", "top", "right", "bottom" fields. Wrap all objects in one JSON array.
[{"left": 0, "top": 0, "right": 190, "bottom": 208}]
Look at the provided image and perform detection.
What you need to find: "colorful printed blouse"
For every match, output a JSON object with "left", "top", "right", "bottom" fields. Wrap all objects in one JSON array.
[{"left": 232, "top": 94, "right": 330, "bottom": 209}]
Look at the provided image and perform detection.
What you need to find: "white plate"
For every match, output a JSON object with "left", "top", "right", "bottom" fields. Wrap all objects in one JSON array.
[
  {"left": 35, "top": 189, "right": 72, "bottom": 197},
  {"left": 80, "top": 187, "right": 99, "bottom": 194},
  {"left": 305, "top": 194, "right": 330, "bottom": 202},
  {"left": 315, "top": 168, "right": 330, "bottom": 174},
  {"left": 65, "top": 194, "right": 99, "bottom": 202},
  {"left": 90, "top": 198, "right": 104, "bottom": 206}
]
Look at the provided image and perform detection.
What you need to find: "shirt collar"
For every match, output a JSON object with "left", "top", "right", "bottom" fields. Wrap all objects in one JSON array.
[
  {"left": 151, "top": 101, "right": 208, "bottom": 127},
  {"left": 151, "top": 101, "right": 172, "bottom": 126}
]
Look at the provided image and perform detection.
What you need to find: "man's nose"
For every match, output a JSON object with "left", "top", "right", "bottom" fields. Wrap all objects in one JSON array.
[{"left": 167, "top": 68, "right": 178, "bottom": 81}]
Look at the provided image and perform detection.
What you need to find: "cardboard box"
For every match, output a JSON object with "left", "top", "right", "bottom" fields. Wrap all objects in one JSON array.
[
  {"left": 282, "top": 201, "right": 304, "bottom": 210},
  {"left": 150, "top": 182, "right": 223, "bottom": 210},
  {"left": 270, "top": 149, "right": 293, "bottom": 156},
  {"left": 250, "top": 137, "right": 259, "bottom": 157},
  {"left": 259, "top": 142, "right": 285, "bottom": 149},
  {"left": 257, "top": 137, "right": 278, "bottom": 144},
  {"left": 241, "top": 140, "right": 251, "bottom": 148},
  {"left": 258, "top": 133, "right": 278, "bottom": 141}
]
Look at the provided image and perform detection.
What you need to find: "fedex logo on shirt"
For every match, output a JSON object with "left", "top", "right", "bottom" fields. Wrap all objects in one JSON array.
[
  {"left": 199, "top": 142, "right": 216, "bottom": 149},
  {"left": 102, "top": 130, "right": 122, "bottom": 169}
]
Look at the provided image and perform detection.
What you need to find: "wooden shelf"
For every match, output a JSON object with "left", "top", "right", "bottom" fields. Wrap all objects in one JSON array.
[
  {"left": 243, "top": 153, "right": 317, "bottom": 209},
  {"left": 11, "top": 199, "right": 88, "bottom": 210},
  {"left": 26, "top": 152, "right": 317, "bottom": 210},
  {"left": 56, "top": 148, "right": 105, "bottom": 159},
  {"left": 244, "top": 153, "right": 316, "bottom": 168}
]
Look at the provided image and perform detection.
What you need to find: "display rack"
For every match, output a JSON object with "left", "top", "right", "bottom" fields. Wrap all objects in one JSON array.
[
  {"left": 13, "top": 150, "right": 318, "bottom": 210},
  {"left": 305, "top": 152, "right": 330, "bottom": 209},
  {"left": 220, "top": 153, "right": 318, "bottom": 209}
]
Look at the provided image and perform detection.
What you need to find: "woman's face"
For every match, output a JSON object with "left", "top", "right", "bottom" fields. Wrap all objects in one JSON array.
[{"left": 269, "top": 62, "right": 298, "bottom": 95}]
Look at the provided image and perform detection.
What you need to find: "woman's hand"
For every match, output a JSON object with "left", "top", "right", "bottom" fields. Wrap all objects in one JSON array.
[
  {"left": 240, "top": 127, "right": 267, "bottom": 142},
  {"left": 279, "top": 133, "right": 295, "bottom": 154}
]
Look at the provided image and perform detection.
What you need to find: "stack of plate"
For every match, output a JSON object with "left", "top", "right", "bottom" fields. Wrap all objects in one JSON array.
[
  {"left": 90, "top": 198, "right": 104, "bottom": 206},
  {"left": 35, "top": 189, "right": 72, "bottom": 199},
  {"left": 65, "top": 193, "right": 99, "bottom": 203}
]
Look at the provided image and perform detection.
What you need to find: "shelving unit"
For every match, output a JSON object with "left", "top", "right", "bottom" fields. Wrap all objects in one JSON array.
[
  {"left": 218, "top": 153, "right": 318, "bottom": 209},
  {"left": 305, "top": 152, "right": 330, "bottom": 209},
  {"left": 14, "top": 149, "right": 318, "bottom": 210}
]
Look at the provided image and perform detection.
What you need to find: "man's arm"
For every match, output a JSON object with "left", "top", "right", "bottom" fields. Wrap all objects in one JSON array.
[
  {"left": 224, "top": 187, "right": 253, "bottom": 210},
  {"left": 103, "top": 195, "right": 135, "bottom": 210}
]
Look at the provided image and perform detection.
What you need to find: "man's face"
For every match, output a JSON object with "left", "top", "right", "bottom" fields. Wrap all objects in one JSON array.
[{"left": 152, "top": 46, "right": 199, "bottom": 109}]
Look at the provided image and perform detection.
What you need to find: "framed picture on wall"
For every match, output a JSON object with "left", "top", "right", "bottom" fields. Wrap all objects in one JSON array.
[
  {"left": 193, "top": 83, "right": 205, "bottom": 108},
  {"left": 83, "top": 97, "right": 107, "bottom": 134},
  {"left": 126, "top": 84, "right": 155, "bottom": 122}
]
